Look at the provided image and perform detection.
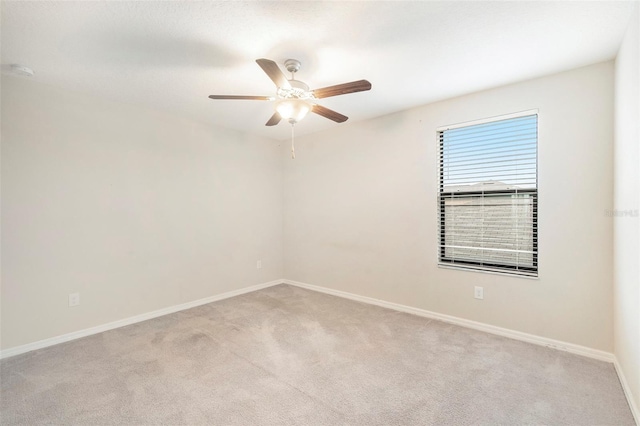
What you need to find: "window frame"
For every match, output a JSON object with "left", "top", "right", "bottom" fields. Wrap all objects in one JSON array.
[{"left": 436, "top": 110, "right": 539, "bottom": 278}]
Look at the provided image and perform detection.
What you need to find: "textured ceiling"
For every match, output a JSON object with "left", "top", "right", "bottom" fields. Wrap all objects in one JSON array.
[{"left": 1, "top": 1, "right": 635, "bottom": 140}]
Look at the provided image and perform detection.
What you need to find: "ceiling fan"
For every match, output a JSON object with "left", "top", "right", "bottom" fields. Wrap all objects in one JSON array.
[{"left": 208, "top": 58, "right": 372, "bottom": 127}]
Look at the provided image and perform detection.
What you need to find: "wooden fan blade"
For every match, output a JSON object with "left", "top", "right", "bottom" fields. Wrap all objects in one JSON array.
[
  {"left": 312, "top": 104, "right": 348, "bottom": 123},
  {"left": 266, "top": 112, "right": 282, "bottom": 126},
  {"left": 256, "top": 58, "right": 291, "bottom": 89},
  {"left": 312, "top": 80, "right": 372, "bottom": 99},
  {"left": 208, "top": 95, "right": 273, "bottom": 100}
]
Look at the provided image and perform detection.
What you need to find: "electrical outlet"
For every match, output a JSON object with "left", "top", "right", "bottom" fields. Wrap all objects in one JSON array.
[
  {"left": 68, "top": 292, "right": 80, "bottom": 307},
  {"left": 474, "top": 286, "right": 484, "bottom": 300},
  {"left": 257, "top": 260, "right": 262, "bottom": 269}
]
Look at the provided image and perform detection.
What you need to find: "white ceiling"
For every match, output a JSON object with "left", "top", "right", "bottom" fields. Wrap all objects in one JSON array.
[{"left": 1, "top": 1, "right": 635, "bottom": 140}]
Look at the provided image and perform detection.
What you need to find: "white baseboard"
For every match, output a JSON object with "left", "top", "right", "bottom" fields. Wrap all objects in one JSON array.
[
  {"left": 2, "top": 278, "right": 615, "bottom": 364},
  {"left": 614, "top": 358, "right": 640, "bottom": 425},
  {"left": 282, "top": 279, "right": 640, "bottom": 422},
  {"left": 283, "top": 279, "right": 615, "bottom": 363},
  {"left": 3, "top": 277, "right": 636, "bottom": 422},
  {"left": 0, "top": 279, "right": 284, "bottom": 360}
]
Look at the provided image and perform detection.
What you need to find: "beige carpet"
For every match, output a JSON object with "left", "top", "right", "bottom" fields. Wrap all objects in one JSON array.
[{"left": 0, "top": 284, "right": 635, "bottom": 425}]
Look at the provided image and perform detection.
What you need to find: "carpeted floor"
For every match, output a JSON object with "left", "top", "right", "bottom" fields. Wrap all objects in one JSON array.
[{"left": 0, "top": 284, "right": 635, "bottom": 425}]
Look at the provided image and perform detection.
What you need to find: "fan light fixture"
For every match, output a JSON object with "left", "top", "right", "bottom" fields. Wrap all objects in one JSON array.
[
  {"left": 276, "top": 99, "right": 311, "bottom": 124},
  {"left": 276, "top": 98, "right": 311, "bottom": 159}
]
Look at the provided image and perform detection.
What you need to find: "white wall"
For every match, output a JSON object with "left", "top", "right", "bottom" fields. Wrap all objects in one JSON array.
[
  {"left": 0, "top": 55, "right": 625, "bottom": 364},
  {"left": 1, "top": 75, "right": 283, "bottom": 350},
  {"left": 284, "top": 61, "right": 614, "bottom": 352},
  {"left": 614, "top": 3, "right": 640, "bottom": 414}
]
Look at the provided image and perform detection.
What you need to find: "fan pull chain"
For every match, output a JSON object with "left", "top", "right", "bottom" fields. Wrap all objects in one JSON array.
[{"left": 291, "top": 123, "right": 296, "bottom": 159}]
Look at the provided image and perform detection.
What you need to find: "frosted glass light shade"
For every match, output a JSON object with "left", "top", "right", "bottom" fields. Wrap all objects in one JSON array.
[{"left": 276, "top": 99, "right": 311, "bottom": 123}]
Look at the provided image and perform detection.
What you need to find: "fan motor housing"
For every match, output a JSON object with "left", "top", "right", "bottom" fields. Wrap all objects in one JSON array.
[{"left": 289, "top": 79, "right": 309, "bottom": 92}]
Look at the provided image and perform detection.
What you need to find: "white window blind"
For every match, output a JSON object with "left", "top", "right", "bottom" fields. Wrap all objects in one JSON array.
[{"left": 438, "top": 113, "right": 538, "bottom": 277}]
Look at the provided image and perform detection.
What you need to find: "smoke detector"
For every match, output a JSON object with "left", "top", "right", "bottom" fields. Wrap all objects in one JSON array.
[{"left": 9, "top": 64, "right": 35, "bottom": 77}]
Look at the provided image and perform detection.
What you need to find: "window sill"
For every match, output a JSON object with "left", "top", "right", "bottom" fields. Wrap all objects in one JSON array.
[{"left": 438, "top": 264, "right": 540, "bottom": 280}]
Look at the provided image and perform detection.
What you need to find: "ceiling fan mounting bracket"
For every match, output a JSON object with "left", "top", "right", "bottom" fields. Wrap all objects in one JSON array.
[{"left": 284, "top": 59, "right": 301, "bottom": 74}]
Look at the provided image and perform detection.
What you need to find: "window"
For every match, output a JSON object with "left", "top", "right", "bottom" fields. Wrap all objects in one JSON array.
[{"left": 438, "top": 112, "right": 538, "bottom": 277}]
